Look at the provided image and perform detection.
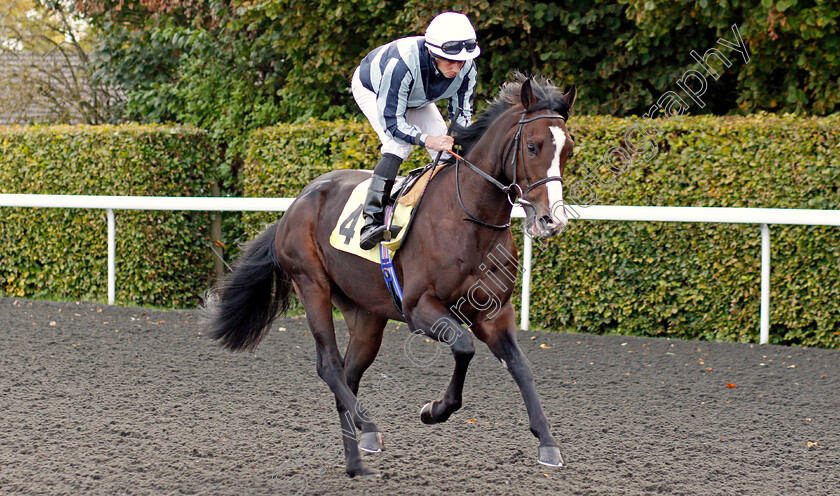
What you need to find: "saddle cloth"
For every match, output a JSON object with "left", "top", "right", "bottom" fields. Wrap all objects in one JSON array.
[{"left": 329, "top": 165, "right": 445, "bottom": 263}]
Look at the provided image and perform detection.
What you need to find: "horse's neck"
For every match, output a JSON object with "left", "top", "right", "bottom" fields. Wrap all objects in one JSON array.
[{"left": 455, "top": 137, "right": 514, "bottom": 229}]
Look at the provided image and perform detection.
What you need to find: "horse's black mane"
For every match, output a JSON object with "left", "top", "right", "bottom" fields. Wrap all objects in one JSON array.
[{"left": 452, "top": 72, "right": 571, "bottom": 156}]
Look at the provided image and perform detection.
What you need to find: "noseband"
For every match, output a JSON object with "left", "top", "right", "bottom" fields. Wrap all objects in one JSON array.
[{"left": 454, "top": 112, "right": 567, "bottom": 230}]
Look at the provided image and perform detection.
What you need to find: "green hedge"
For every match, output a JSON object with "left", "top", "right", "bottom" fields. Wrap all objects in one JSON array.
[
  {"left": 0, "top": 124, "right": 217, "bottom": 307},
  {"left": 241, "top": 115, "right": 840, "bottom": 348}
]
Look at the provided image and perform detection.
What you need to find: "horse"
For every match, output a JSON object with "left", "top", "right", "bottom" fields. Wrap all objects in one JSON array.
[{"left": 206, "top": 74, "right": 577, "bottom": 478}]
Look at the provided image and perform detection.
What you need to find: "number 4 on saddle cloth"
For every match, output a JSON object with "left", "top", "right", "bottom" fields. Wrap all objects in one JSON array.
[{"left": 328, "top": 163, "right": 446, "bottom": 314}]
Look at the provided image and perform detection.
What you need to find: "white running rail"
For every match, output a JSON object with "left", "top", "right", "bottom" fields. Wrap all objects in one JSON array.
[{"left": 1, "top": 194, "right": 839, "bottom": 345}]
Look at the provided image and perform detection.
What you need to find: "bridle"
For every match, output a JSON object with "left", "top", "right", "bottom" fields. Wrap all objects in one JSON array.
[{"left": 454, "top": 111, "right": 567, "bottom": 229}]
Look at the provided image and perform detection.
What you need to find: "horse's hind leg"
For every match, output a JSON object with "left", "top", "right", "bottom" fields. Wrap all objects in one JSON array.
[
  {"left": 406, "top": 293, "right": 475, "bottom": 424},
  {"left": 333, "top": 302, "right": 387, "bottom": 474},
  {"left": 294, "top": 278, "right": 382, "bottom": 477}
]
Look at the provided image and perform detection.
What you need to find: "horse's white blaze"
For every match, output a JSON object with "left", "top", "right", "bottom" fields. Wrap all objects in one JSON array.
[{"left": 548, "top": 126, "right": 567, "bottom": 224}]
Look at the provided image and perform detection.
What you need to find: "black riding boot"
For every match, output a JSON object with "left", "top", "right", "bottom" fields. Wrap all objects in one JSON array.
[{"left": 359, "top": 154, "right": 402, "bottom": 250}]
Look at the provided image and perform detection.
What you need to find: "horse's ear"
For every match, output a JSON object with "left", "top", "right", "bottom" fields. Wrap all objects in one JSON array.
[
  {"left": 520, "top": 78, "right": 537, "bottom": 110},
  {"left": 563, "top": 84, "right": 577, "bottom": 109}
]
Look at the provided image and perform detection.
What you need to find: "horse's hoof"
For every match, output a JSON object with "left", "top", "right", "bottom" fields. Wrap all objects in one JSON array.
[
  {"left": 358, "top": 432, "right": 385, "bottom": 453},
  {"left": 346, "top": 464, "right": 381, "bottom": 479},
  {"left": 538, "top": 446, "right": 566, "bottom": 467},
  {"left": 420, "top": 401, "right": 438, "bottom": 425}
]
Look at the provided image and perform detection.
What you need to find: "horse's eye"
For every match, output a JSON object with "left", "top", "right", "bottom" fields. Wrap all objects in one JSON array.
[{"left": 526, "top": 143, "right": 538, "bottom": 155}]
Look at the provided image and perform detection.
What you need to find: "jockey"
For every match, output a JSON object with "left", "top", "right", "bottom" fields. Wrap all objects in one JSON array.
[{"left": 351, "top": 12, "right": 480, "bottom": 250}]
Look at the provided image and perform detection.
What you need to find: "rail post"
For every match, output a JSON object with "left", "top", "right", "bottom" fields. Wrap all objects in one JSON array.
[
  {"left": 107, "top": 208, "right": 115, "bottom": 305},
  {"left": 760, "top": 223, "right": 770, "bottom": 345},
  {"left": 521, "top": 234, "right": 532, "bottom": 331}
]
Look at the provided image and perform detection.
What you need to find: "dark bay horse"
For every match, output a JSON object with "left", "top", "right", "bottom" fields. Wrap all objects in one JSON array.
[{"left": 207, "top": 75, "right": 576, "bottom": 477}]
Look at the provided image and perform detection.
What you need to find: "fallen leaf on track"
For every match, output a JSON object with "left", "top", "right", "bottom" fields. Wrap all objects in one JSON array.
[
  {"left": 466, "top": 418, "right": 477, "bottom": 424},
  {"left": 540, "top": 344, "right": 551, "bottom": 349},
  {"left": 807, "top": 441, "right": 820, "bottom": 448},
  {"left": 726, "top": 383, "right": 737, "bottom": 389}
]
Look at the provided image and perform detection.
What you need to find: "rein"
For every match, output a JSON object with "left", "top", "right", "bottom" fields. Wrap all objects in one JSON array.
[{"left": 453, "top": 112, "right": 567, "bottom": 230}]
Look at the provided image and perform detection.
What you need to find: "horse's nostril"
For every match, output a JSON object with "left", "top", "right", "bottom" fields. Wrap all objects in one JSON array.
[{"left": 539, "top": 215, "right": 555, "bottom": 228}]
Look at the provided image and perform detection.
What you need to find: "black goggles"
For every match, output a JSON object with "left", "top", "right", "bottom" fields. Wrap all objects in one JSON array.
[{"left": 431, "top": 39, "right": 477, "bottom": 55}]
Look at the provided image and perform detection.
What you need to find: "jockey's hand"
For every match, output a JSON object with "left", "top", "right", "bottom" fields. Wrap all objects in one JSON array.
[{"left": 425, "top": 135, "right": 454, "bottom": 152}]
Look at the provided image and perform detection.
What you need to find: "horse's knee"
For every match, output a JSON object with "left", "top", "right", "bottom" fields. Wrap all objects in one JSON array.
[
  {"left": 452, "top": 343, "right": 475, "bottom": 362},
  {"left": 316, "top": 353, "right": 343, "bottom": 384},
  {"left": 450, "top": 333, "right": 475, "bottom": 360}
]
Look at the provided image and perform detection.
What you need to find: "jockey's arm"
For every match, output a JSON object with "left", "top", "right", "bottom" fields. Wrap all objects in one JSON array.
[
  {"left": 450, "top": 63, "right": 477, "bottom": 127},
  {"left": 379, "top": 74, "right": 453, "bottom": 152}
]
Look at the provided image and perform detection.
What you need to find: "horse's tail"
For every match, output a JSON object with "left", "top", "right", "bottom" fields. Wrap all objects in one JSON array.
[{"left": 204, "top": 221, "right": 292, "bottom": 352}]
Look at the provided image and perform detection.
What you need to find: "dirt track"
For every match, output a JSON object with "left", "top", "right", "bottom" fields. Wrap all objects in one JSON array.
[{"left": 1, "top": 296, "right": 839, "bottom": 495}]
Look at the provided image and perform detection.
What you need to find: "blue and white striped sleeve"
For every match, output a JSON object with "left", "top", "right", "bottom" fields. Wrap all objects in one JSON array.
[
  {"left": 377, "top": 59, "right": 424, "bottom": 146},
  {"left": 450, "top": 63, "right": 477, "bottom": 127}
]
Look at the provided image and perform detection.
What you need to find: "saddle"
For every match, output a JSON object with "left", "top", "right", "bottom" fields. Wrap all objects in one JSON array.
[
  {"left": 328, "top": 163, "right": 446, "bottom": 264},
  {"left": 391, "top": 163, "right": 446, "bottom": 207}
]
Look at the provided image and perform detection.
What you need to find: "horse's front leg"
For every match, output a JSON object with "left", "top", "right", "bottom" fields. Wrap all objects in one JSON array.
[
  {"left": 404, "top": 293, "right": 475, "bottom": 424},
  {"left": 472, "top": 303, "right": 565, "bottom": 467}
]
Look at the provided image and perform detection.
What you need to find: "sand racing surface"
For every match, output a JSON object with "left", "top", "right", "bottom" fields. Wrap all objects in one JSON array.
[{"left": 1, "top": 296, "right": 838, "bottom": 495}]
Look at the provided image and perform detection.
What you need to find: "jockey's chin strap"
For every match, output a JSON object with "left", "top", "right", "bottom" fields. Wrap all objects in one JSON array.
[{"left": 453, "top": 112, "right": 567, "bottom": 230}]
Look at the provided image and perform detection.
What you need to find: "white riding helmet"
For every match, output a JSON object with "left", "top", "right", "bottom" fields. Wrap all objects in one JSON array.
[{"left": 424, "top": 12, "right": 481, "bottom": 61}]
